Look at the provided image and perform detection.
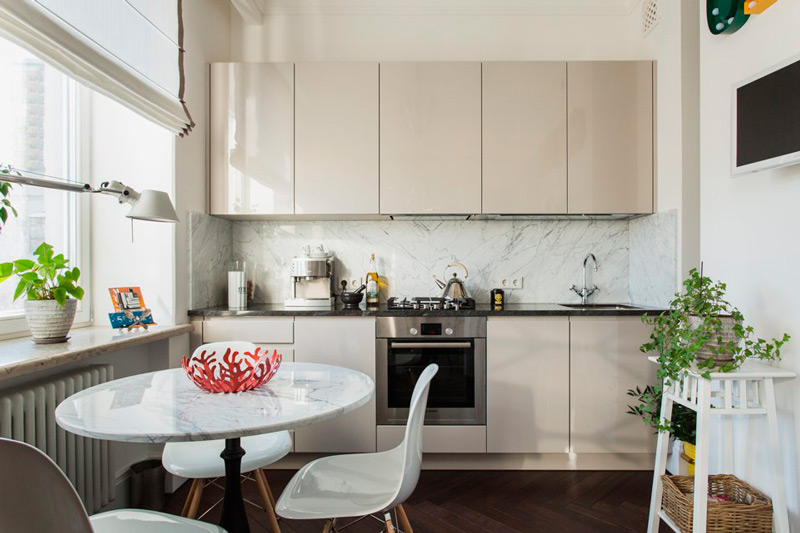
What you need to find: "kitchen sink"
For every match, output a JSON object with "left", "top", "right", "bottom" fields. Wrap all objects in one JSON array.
[{"left": 557, "top": 303, "right": 643, "bottom": 311}]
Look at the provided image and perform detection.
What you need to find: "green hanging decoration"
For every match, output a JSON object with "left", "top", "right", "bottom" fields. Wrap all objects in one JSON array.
[{"left": 707, "top": 0, "right": 750, "bottom": 34}]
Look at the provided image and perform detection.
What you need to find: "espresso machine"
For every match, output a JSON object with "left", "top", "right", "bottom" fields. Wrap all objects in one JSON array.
[{"left": 284, "top": 245, "right": 335, "bottom": 308}]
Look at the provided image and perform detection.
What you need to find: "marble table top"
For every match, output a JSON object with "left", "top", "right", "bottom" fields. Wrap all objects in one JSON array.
[{"left": 55, "top": 363, "right": 375, "bottom": 443}]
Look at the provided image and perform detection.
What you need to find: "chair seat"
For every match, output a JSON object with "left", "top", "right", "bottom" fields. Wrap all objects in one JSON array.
[
  {"left": 90, "top": 509, "right": 226, "bottom": 532},
  {"left": 275, "top": 448, "right": 404, "bottom": 520},
  {"left": 162, "top": 431, "right": 292, "bottom": 479}
]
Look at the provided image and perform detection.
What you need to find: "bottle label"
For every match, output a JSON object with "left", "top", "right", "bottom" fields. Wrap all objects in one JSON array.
[{"left": 366, "top": 280, "right": 379, "bottom": 301}]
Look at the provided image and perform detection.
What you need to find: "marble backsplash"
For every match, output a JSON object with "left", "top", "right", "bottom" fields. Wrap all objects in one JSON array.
[{"left": 189, "top": 211, "right": 678, "bottom": 308}]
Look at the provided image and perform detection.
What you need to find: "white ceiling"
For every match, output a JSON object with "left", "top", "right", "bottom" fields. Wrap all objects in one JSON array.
[{"left": 242, "top": 0, "right": 642, "bottom": 17}]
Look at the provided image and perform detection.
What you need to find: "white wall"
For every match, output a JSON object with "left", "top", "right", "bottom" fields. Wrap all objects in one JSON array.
[
  {"left": 174, "top": 0, "right": 231, "bottom": 323},
  {"left": 699, "top": 1, "right": 800, "bottom": 526},
  {"left": 89, "top": 91, "right": 176, "bottom": 325}
]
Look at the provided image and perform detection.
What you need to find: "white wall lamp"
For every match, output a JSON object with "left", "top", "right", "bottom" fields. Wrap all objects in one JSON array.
[{"left": 0, "top": 163, "right": 179, "bottom": 223}]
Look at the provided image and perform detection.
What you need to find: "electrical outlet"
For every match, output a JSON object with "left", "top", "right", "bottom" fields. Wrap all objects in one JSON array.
[
  {"left": 496, "top": 277, "right": 524, "bottom": 290},
  {"left": 351, "top": 278, "right": 361, "bottom": 289}
]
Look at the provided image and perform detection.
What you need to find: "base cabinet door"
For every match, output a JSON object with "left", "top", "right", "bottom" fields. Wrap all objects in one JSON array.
[
  {"left": 487, "top": 318, "right": 569, "bottom": 453},
  {"left": 570, "top": 317, "right": 656, "bottom": 453},
  {"left": 293, "top": 317, "right": 376, "bottom": 453}
]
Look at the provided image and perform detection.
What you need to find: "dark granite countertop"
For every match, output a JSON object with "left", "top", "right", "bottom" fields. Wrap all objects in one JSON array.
[{"left": 188, "top": 303, "right": 667, "bottom": 318}]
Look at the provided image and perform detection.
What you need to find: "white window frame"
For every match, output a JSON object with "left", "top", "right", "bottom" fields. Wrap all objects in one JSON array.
[{"left": 0, "top": 80, "right": 93, "bottom": 340}]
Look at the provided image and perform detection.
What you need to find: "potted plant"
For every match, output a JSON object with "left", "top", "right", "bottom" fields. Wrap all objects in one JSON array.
[
  {"left": 643, "top": 267, "right": 789, "bottom": 382},
  {"left": 628, "top": 385, "right": 697, "bottom": 473},
  {"left": 0, "top": 242, "right": 84, "bottom": 343},
  {"left": 0, "top": 173, "right": 17, "bottom": 234}
]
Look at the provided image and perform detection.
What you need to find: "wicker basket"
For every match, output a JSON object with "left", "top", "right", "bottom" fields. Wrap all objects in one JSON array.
[{"left": 661, "top": 474, "right": 772, "bottom": 533}]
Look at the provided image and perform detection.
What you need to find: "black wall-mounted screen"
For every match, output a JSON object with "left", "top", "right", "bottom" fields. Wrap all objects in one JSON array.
[{"left": 736, "top": 58, "right": 800, "bottom": 168}]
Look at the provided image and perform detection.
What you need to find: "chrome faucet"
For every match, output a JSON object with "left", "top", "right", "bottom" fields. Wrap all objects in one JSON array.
[{"left": 571, "top": 253, "right": 599, "bottom": 305}]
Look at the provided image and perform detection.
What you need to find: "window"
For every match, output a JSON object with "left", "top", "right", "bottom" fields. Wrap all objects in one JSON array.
[{"left": 0, "top": 37, "right": 90, "bottom": 336}]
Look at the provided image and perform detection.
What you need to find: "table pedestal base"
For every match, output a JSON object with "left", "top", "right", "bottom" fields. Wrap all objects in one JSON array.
[{"left": 220, "top": 437, "right": 249, "bottom": 533}]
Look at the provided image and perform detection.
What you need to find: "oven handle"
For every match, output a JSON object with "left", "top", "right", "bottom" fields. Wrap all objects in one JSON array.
[{"left": 390, "top": 342, "right": 472, "bottom": 349}]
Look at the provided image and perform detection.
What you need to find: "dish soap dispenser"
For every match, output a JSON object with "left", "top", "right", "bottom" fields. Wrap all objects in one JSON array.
[{"left": 366, "top": 253, "right": 379, "bottom": 307}]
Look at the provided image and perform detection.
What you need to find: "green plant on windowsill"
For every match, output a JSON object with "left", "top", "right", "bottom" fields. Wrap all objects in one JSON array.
[
  {"left": 641, "top": 267, "right": 789, "bottom": 385},
  {"left": 0, "top": 242, "right": 84, "bottom": 343},
  {"left": 0, "top": 167, "right": 18, "bottom": 233}
]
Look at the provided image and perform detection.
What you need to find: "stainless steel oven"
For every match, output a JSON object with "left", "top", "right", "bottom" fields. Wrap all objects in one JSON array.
[{"left": 376, "top": 316, "right": 486, "bottom": 425}]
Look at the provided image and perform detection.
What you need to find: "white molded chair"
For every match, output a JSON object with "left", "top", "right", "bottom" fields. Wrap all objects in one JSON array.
[
  {"left": 166, "top": 341, "right": 291, "bottom": 531},
  {"left": 0, "top": 438, "right": 225, "bottom": 533},
  {"left": 275, "top": 363, "right": 439, "bottom": 533},
  {"left": 162, "top": 432, "right": 291, "bottom": 530}
]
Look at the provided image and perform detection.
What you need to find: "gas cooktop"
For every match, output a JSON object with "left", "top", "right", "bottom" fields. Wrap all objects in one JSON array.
[{"left": 386, "top": 296, "right": 477, "bottom": 311}]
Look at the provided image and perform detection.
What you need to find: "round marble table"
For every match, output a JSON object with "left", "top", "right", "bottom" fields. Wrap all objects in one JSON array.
[{"left": 55, "top": 362, "right": 375, "bottom": 533}]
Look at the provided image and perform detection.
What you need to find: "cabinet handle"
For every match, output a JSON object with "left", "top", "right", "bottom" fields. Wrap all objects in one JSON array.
[{"left": 390, "top": 342, "right": 472, "bottom": 349}]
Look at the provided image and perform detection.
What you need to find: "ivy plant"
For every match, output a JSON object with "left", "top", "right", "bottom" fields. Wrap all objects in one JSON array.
[
  {"left": 641, "top": 268, "right": 789, "bottom": 383},
  {"left": 630, "top": 268, "right": 789, "bottom": 435},
  {"left": 0, "top": 166, "right": 17, "bottom": 233},
  {"left": 0, "top": 243, "right": 84, "bottom": 306}
]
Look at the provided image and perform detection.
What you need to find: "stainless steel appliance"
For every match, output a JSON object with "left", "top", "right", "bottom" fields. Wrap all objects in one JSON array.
[
  {"left": 376, "top": 316, "right": 486, "bottom": 425},
  {"left": 386, "top": 297, "right": 476, "bottom": 311},
  {"left": 284, "top": 245, "right": 335, "bottom": 308}
]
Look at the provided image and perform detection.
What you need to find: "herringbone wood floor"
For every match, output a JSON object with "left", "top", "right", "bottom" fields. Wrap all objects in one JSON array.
[{"left": 164, "top": 470, "right": 672, "bottom": 532}]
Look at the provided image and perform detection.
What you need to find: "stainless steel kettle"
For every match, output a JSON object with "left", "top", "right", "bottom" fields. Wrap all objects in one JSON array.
[{"left": 433, "top": 262, "right": 470, "bottom": 300}]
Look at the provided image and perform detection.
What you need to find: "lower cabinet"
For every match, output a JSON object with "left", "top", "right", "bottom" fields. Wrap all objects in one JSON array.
[
  {"left": 293, "top": 317, "right": 377, "bottom": 453},
  {"left": 377, "top": 425, "right": 486, "bottom": 453},
  {"left": 487, "top": 317, "right": 570, "bottom": 453},
  {"left": 569, "top": 316, "right": 656, "bottom": 454}
]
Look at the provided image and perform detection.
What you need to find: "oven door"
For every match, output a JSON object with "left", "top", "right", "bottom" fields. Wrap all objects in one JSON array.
[{"left": 376, "top": 338, "right": 486, "bottom": 425}]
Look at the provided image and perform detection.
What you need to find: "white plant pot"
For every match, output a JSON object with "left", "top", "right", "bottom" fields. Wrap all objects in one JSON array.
[{"left": 24, "top": 299, "right": 78, "bottom": 344}]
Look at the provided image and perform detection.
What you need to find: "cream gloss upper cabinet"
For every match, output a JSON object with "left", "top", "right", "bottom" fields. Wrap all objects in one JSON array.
[
  {"left": 567, "top": 61, "right": 654, "bottom": 215},
  {"left": 295, "top": 63, "right": 379, "bottom": 215},
  {"left": 482, "top": 62, "right": 568, "bottom": 214},
  {"left": 379, "top": 62, "right": 482, "bottom": 215},
  {"left": 209, "top": 63, "right": 294, "bottom": 216}
]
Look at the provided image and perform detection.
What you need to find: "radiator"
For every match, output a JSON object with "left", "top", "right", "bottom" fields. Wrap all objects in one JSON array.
[{"left": 0, "top": 365, "right": 115, "bottom": 513}]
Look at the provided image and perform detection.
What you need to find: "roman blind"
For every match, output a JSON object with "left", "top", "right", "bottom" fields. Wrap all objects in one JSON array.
[{"left": 0, "top": 0, "right": 194, "bottom": 136}]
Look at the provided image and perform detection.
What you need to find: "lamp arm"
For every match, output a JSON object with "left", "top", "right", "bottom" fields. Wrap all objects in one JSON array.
[{"left": 0, "top": 164, "right": 93, "bottom": 194}]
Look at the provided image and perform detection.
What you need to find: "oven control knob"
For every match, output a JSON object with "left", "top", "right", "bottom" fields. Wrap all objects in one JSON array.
[
  {"left": 445, "top": 328, "right": 454, "bottom": 336},
  {"left": 409, "top": 328, "right": 419, "bottom": 336}
]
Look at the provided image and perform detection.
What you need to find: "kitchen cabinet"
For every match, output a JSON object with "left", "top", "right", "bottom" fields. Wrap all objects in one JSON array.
[
  {"left": 567, "top": 61, "right": 654, "bottom": 214},
  {"left": 209, "top": 63, "right": 294, "bottom": 215},
  {"left": 570, "top": 316, "right": 656, "bottom": 453},
  {"left": 295, "top": 63, "right": 379, "bottom": 215},
  {"left": 379, "top": 62, "right": 482, "bottom": 214},
  {"left": 376, "top": 425, "right": 486, "bottom": 453},
  {"left": 482, "top": 62, "right": 568, "bottom": 214},
  {"left": 293, "top": 317, "right": 376, "bottom": 453},
  {"left": 202, "top": 318, "right": 294, "bottom": 344},
  {"left": 486, "top": 317, "right": 570, "bottom": 453}
]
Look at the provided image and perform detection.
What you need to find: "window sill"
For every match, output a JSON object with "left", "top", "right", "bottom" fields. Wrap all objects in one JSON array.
[{"left": 0, "top": 324, "right": 192, "bottom": 382}]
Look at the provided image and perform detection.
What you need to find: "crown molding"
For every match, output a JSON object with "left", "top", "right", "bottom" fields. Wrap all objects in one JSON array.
[{"left": 249, "top": 0, "right": 644, "bottom": 17}]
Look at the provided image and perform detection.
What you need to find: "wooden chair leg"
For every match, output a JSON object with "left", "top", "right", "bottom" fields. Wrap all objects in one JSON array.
[
  {"left": 396, "top": 504, "right": 413, "bottom": 533},
  {"left": 260, "top": 469, "right": 277, "bottom": 508},
  {"left": 254, "top": 469, "right": 281, "bottom": 532},
  {"left": 384, "top": 512, "right": 396, "bottom": 533},
  {"left": 186, "top": 479, "right": 205, "bottom": 519},
  {"left": 180, "top": 479, "right": 199, "bottom": 517},
  {"left": 322, "top": 519, "right": 333, "bottom": 533}
]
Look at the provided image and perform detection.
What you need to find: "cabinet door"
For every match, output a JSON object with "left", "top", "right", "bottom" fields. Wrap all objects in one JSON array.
[
  {"left": 379, "top": 62, "right": 481, "bottom": 214},
  {"left": 570, "top": 317, "right": 656, "bottom": 453},
  {"left": 209, "top": 63, "right": 294, "bottom": 215},
  {"left": 293, "top": 317, "right": 376, "bottom": 453},
  {"left": 295, "top": 63, "right": 379, "bottom": 215},
  {"left": 567, "top": 61, "right": 653, "bottom": 214},
  {"left": 487, "top": 317, "right": 569, "bottom": 453},
  {"left": 482, "top": 62, "right": 567, "bottom": 214}
]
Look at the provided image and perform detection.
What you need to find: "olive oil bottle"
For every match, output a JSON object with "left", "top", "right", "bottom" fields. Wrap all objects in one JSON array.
[{"left": 366, "top": 253, "right": 379, "bottom": 307}]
